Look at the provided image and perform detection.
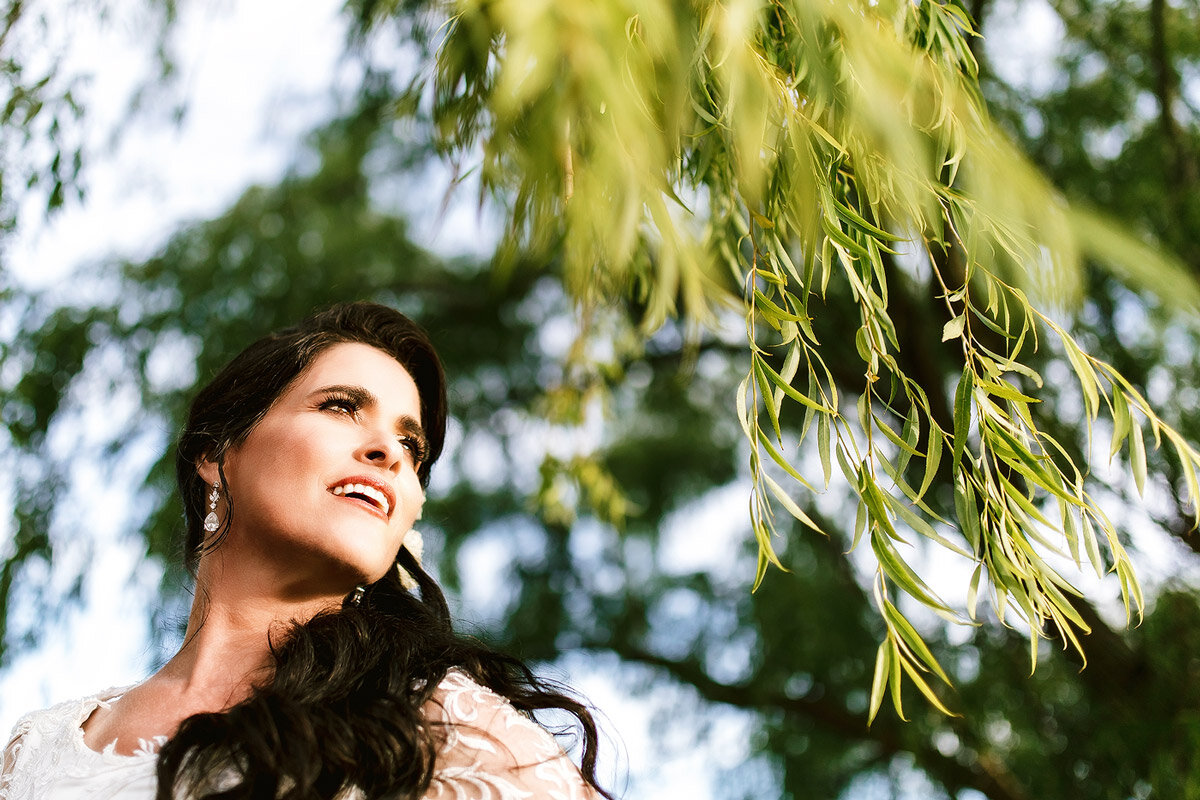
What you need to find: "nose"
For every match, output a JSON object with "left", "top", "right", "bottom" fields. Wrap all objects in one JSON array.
[{"left": 359, "top": 430, "right": 404, "bottom": 472}]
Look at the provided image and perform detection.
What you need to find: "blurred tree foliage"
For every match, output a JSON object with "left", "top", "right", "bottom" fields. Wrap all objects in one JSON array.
[
  {"left": 3, "top": 0, "right": 1200, "bottom": 798},
  {"left": 418, "top": 0, "right": 1200, "bottom": 714},
  {"left": 0, "top": 0, "right": 177, "bottom": 233}
]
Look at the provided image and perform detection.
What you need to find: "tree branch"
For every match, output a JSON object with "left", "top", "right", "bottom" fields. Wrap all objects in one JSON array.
[
  {"left": 594, "top": 642, "right": 1032, "bottom": 800},
  {"left": 1149, "top": 0, "right": 1200, "bottom": 265}
]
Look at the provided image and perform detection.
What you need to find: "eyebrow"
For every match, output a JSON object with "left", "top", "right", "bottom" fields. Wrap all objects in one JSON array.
[{"left": 312, "top": 383, "right": 427, "bottom": 444}]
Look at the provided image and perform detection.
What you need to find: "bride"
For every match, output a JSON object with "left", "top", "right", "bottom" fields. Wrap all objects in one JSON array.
[{"left": 0, "top": 302, "right": 610, "bottom": 799}]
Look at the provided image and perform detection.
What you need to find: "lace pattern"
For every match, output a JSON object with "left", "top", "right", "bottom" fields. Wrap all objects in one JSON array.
[
  {"left": 0, "top": 688, "right": 160, "bottom": 800},
  {"left": 0, "top": 672, "right": 599, "bottom": 800},
  {"left": 424, "top": 671, "right": 600, "bottom": 800}
]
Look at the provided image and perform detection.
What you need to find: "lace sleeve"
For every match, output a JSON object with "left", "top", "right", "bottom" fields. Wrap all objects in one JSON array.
[
  {"left": 422, "top": 671, "right": 601, "bottom": 800},
  {"left": 0, "top": 717, "right": 32, "bottom": 800}
]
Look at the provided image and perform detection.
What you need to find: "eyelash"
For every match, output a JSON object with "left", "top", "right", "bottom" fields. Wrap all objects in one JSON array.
[
  {"left": 319, "top": 395, "right": 360, "bottom": 416},
  {"left": 319, "top": 394, "right": 427, "bottom": 466},
  {"left": 402, "top": 436, "right": 429, "bottom": 467}
]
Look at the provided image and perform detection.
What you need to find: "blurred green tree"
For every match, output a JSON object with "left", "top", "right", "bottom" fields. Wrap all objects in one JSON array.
[
  {"left": 0, "top": 0, "right": 178, "bottom": 233},
  {"left": 3, "top": 1, "right": 1200, "bottom": 797},
  {"left": 410, "top": 0, "right": 1200, "bottom": 713}
]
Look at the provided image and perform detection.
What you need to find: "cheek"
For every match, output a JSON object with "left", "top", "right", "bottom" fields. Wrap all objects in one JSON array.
[
  {"left": 223, "top": 435, "right": 315, "bottom": 515},
  {"left": 399, "top": 482, "right": 426, "bottom": 525}
]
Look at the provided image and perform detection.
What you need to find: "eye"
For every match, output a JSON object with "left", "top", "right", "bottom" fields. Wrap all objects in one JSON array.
[
  {"left": 319, "top": 395, "right": 360, "bottom": 416},
  {"left": 399, "top": 435, "right": 428, "bottom": 467}
]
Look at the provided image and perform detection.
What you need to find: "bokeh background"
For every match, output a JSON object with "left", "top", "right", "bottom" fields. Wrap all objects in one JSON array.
[{"left": 3, "top": 1, "right": 1200, "bottom": 797}]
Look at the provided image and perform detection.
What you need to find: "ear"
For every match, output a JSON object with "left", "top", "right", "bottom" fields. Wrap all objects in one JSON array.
[{"left": 196, "top": 456, "right": 221, "bottom": 487}]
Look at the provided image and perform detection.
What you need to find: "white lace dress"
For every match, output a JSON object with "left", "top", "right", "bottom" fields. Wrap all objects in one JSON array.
[{"left": 0, "top": 670, "right": 600, "bottom": 800}]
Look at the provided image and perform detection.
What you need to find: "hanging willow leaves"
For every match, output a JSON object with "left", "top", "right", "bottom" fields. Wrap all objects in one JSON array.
[{"left": 430, "top": 0, "right": 1200, "bottom": 716}]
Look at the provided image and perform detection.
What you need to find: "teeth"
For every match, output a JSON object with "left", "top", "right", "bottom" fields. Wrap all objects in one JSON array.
[{"left": 331, "top": 482, "right": 390, "bottom": 516}]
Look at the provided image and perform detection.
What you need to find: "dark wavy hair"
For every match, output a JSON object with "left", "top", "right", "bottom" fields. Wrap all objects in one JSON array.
[{"left": 158, "top": 302, "right": 610, "bottom": 800}]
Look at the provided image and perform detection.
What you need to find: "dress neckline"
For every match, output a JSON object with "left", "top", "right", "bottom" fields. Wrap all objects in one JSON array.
[{"left": 72, "top": 685, "right": 165, "bottom": 761}]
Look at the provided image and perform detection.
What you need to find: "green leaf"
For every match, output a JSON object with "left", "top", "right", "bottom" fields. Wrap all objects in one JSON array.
[
  {"left": 751, "top": 519, "right": 785, "bottom": 591},
  {"left": 898, "top": 651, "right": 958, "bottom": 717},
  {"left": 757, "top": 354, "right": 833, "bottom": 413},
  {"left": 853, "top": 496, "right": 869, "bottom": 551},
  {"left": 1129, "top": 418, "right": 1147, "bottom": 497},
  {"left": 984, "top": 420, "right": 1073, "bottom": 503},
  {"left": 967, "top": 563, "right": 983, "bottom": 620},
  {"left": 762, "top": 472, "right": 825, "bottom": 535},
  {"left": 753, "top": 289, "right": 805, "bottom": 323},
  {"left": 821, "top": 214, "right": 872, "bottom": 260},
  {"left": 1180, "top": 444, "right": 1200, "bottom": 524},
  {"left": 871, "top": 530, "right": 956, "bottom": 616},
  {"left": 1060, "top": 499, "right": 1081, "bottom": 566},
  {"left": 861, "top": 475, "right": 902, "bottom": 542},
  {"left": 736, "top": 373, "right": 753, "bottom": 438},
  {"left": 953, "top": 473, "right": 982, "bottom": 555},
  {"left": 883, "top": 598, "right": 953, "bottom": 684},
  {"left": 941, "top": 314, "right": 966, "bottom": 341},
  {"left": 976, "top": 377, "right": 1039, "bottom": 405},
  {"left": 830, "top": 194, "right": 906, "bottom": 243},
  {"left": 898, "top": 404, "right": 920, "bottom": 474},
  {"left": 1081, "top": 512, "right": 1104, "bottom": 578},
  {"left": 855, "top": 327, "right": 872, "bottom": 365},
  {"left": 817, "top": 412, "right": 832, "bottom": 489},
  {"left": 876, "top": 449, "right": 944, "bottom": 518},
  {"left": 917, "top": 422, "right": 943, "bottom": 501},
  {"left": 1117, "top": 558, "right": 1145, "bottom": 623},
  {"left": 757, "top": 427, "right": 820, "bottom": 493},
  {"left": 888, "top": 638, "right": 906, "bottom": 721},
  {"left": 1110, "top": 388, "right": 1131, "bottom": 460},
  {"left": 952, "top": 366, "right": 974, "bottom": 471},
  {"left": 881, "top": 489, "right": 970, "bottom": 558},
  {"left": 1061, "top": 334, "right": 1101, "bottom": 421},
  {"left": 753, "top": 358, "right": 784, "bottom": 443},
  {"left": 875, "top": 412, "right": 923, "bottom": 457},
  {"left": 868, "top": 641, "right": 890, "bottom": 725},
  {"left": 766, "top": 233, "right": 805, "bottom": 285}
]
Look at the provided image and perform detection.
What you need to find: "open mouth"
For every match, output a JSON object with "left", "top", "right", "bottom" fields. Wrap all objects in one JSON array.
[{"left": 330, "top": 482, "right": 391, "bottom": 517}]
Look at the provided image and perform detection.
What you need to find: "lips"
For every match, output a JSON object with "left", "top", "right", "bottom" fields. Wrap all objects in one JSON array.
[{"left": 329, "top": 475, "right": 396, "bottom": 519}]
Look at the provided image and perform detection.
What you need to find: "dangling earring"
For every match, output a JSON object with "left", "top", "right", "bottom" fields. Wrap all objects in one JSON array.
[
  {"left": 350, "top": 586, "right": 366, "bottom": 606},
  {"left": 203, "top": 481, "right": 220, "bottom": 533}
]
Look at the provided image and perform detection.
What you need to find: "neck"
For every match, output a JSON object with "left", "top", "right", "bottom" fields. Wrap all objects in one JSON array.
[{"left": 157, "top": 553, "right": 344, "bottom": 706}]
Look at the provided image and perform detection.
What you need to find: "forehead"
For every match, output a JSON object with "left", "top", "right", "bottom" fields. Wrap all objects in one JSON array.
[{"left": 288, "top": 342, "right": 421, "bottom": 416}]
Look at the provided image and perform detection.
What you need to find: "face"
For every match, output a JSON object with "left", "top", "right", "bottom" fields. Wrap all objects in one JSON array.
[{"left": 202, "top": 342, "right": 428, "bottom": 597}]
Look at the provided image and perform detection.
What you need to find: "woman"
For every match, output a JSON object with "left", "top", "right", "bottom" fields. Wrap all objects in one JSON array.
[{"left": 0, "top": 302, "right": 611, "bottom": 799}]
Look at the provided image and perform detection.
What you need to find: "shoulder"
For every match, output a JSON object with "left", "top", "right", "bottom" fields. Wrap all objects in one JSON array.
[
  {"left": 6, "top": 686, "right": 130, "bottom": 736},
  {"left": 5, "top": 686, "right": 121, "bottom": 748},
  {"left": 4, "top": 686, "right": 132, "bottom": 754},
  {"left": 1, "top": 686, "right": 133, "bottom": 795},
  {"left": 420, "top": 670, "right": 602, "bottom": 800},
  {"left": 423, "top": 670, "right": 563, "bottom": 762}
]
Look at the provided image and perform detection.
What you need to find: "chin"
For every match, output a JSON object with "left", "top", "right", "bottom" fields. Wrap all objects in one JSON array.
[
  {"left": 319, "top": 529, "right": 403, "bottom": 582},
  {"left": 352, "top": 548, "right": 403, "bottom": 586}
]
